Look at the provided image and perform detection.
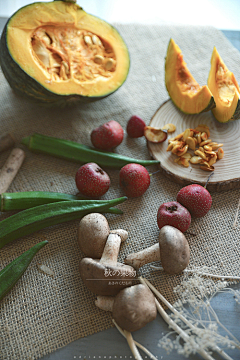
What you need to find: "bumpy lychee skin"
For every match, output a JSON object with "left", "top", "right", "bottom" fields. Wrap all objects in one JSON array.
[
  {"left": 126, "top": 115, "right": 146, "bottom": 138},
  {"left": 176, "top": 184, "right": 212, "bottom": 218},
  {"left": 75, "top": 163, "right": 110, "bottom": 198},
  {"left": 91, "top": 120, "right": 124, "bottom": 151},
  {"left": 157, "top": 201, "right": 191, "bottom": 233},
  {"left": 119, "top": 163, "right": 150, "bottom": 197}
]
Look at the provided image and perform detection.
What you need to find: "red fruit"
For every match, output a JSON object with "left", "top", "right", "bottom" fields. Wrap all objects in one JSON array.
[
  {"left": 157, "top": 201, "right": 191, "bottom": 232},
  {"left": 126, "top": 115, "right": 146, "bottom": 138},
  {"left": 119, "top": 163, "right": 150, "bottom": 197},
  {"left": 75, "top": 163, "right": 110, "bottom": 198},
  {"left": 177, "top": 184, "right": 212, "bottom": 218},
  {"left": 91, "top": 120, "right": 124, "bottom": 151}
]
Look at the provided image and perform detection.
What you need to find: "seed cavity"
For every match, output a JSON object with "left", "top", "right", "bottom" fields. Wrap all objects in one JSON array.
[{"left": 31, "top": 26, "right": 116, "bottom": 83}]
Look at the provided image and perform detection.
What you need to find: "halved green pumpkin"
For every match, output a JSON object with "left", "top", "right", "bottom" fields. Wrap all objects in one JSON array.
[
  {"left": 208, "top": 47, "right": 240, "bottom": 123},
  {"left": 165, "top": 38, "right": 215, "bottom": 114},
  {"left": 0, "top": 1, "right": 130, "bottom": 106}
]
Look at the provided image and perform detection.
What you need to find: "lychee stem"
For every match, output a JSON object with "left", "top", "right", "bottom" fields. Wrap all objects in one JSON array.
[
  {"left": 149, "top": 170, "right": 161, "bottom": 176},
  {"left": 204, "top": 172, "right": 214, "bottom": 188}
]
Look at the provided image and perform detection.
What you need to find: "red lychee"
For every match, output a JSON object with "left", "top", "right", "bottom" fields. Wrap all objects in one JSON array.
[
  {"left": 176, "top": 184, "right": 212, "bottom": 218},
  {"left": 157, "top": 201, "right": 191, "bottom": 232},
  {"left": 126, "top": 115, "right": 146, "bottom": 138},
  {"left": 91, "top": 120, "right": 124, "bottom": 151},
  {"left": 119, "top": 163, "right": 150, "bottom": 197},
  {"left": 75, "top": 162, "right": 110, "bottom": 198}
]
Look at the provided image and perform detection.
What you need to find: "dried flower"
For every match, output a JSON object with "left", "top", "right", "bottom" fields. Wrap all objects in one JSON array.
[{"left": 140, "top": 273, "right": 240, "bottom": 360}]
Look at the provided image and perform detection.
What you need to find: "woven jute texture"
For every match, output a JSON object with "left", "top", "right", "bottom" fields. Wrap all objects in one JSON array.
[{"left": 0, "top": 22, "right": 240, "bottom": 360}]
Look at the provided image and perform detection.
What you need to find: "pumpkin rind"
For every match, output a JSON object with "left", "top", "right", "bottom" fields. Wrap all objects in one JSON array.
[
  {"left": 165, "top": 38, "right": 215, "bottom": 114},
  {"left": 207, "top": 47, "right": 240, "bottom": 123},
  {"left": 0, "top": 1, "right": 130, "bottom": 106}
]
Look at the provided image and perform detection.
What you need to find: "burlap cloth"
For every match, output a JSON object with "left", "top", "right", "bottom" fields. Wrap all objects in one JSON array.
[{"left": 0, "top": 22, "right": 240, "bottom": 360}]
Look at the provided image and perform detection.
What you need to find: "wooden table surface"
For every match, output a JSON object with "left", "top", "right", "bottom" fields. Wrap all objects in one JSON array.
[{"left": 0, "top": 16, "right": 240, "bottom": 360}]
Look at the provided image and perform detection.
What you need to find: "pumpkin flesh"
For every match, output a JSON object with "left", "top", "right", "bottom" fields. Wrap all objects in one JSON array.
[
  {"left": 1, "top": 1, "right": 130, "bottom": 104},
  {"left": 165, "top": 39, "right": 215, "bottom": 114},
  {"left": 208, "top": 47, "right": 240, "bottom": 122}
]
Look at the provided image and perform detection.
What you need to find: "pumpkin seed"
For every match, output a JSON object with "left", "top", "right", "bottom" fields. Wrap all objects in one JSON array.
[
  {"left": 204, "top": 150, "right": 216, "bottom": 156},
  {"left": 208, "top": 154, "right": 217, "bottom": 166},
  {"left": 94, "top": 55, "right": 104, "bottom": 64},
  {"left": 92, "top": 35, "right": 102, "bottom": 46},
  {"left": 199, "top": 139, "right": 212, "bottom": 147},
  {"left": 201, "top": 132, "right": 208, "bottom": 141},
  {"left": 193, "top": 137, "right": 198, "bottom": 145},
  {"left": 176, "top": 144, "right": 188, "bottom": 157},
  {"left": 104, "top": 58, "right": 115, "bottom": 71},
  {"left": 168, "top": 132, "right": 184, "bottom": 143},
  {"left": 200, "top": 165, "right": 214, "bottom": 171},
  {"left": 167, "top": 143, "right": 174, "bottom": 151},
  {"left": 174, "top": 157, "right": 189, "bottom": 167},
  {"left": 185, "top": 136, "right": 196, "bottom": 151},
  {"left": 195, "top": 125, "right": 210, "bottom": 138},
  {"left": 84, "top": 35, "right": 92, "bottom": 45},
  {"left": 195, "top": 132, "right": 202, "bottom": 144},
  {"left": 211, "top": 143, "right": 224, "bottom": 150},
  {"left": 208, "top": 142, "right": 218, "bottom": 146},
  {"left": 204, "top": 145, "right": 212, "bottom": 151},
  {"left": 167, "top": 141, "right": 182, "bottom": 151},
  {"left": 217, "top": 148, "right": 224, "bottom": 159},
  {"left": 190, "top": 156, "right": 202, "bottom": 164},
  {"left": 173, "top": 132, "right": 184, "bottom": 141},
  {"left": 172, "top": 143, "right": 184, "bottom": 154},
  {"left": 200, "top": 160, "right": 210, "bottom": 167},
  {"left": 194, "top": 149, "right": 207, "bottom": 160},
  {"left": 161, "top": 123, "right": 176, "bottom": 133},
  {"left": 179, "top": 158, "right": 190, "bottom": 167},
  {"left": 181, "top": 152, "right": 192, "bottom": 159},
  {"left": 182, "top": 129, "right": 193, "bottom": 142}
]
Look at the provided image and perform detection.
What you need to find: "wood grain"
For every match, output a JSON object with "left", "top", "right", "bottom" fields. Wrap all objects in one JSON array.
[{"left": 147, "top": 99, "right": 240, "bottom": 192}]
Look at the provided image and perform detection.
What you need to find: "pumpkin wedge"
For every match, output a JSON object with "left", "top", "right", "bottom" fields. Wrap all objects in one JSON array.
[
  {"left": 0, "top": 1, "right": 130, "bottom": 106},
  {"left": 208, "top": 47, "right": 240, "bottom": 123},
  {"left": 165, "top": 39, "right": 215, "bottom": 114}
]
